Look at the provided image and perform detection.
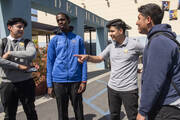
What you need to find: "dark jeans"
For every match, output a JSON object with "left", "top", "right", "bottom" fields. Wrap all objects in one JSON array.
[
  {"left": 0, "top": 79, "right": 38, "bottom": 120},
  {"left": 108, "top": 86, "right": 138, "bottom": 120},
  {"left": 148, "top": 105, "right": 180, "bottom": 120},
  {"left": 53, "top": 82, "right": 84, "bottom": 120}
]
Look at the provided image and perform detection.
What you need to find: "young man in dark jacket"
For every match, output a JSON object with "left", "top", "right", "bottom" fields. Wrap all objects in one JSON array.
[
  {"left": 0, "top": 18, "right": 37, "bottom": 120},
  {"left": 46, "top": 12, "right": 87, "bottom": 120},
  {"left": 136, "top": 3, "right": 180, "bottom": 120}
]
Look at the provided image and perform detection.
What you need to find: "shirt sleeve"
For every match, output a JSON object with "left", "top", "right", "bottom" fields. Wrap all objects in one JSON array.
[
  {"left": 99, "top": 44, "right": 111, "bottom": 60},
  {"left": 46, "top": 38, "right": 56, "bottom": 88},
  {"left": 0, "top": 39, "right": 19, "bottom": 69},
  {"left": 9, "top": 40, "right": 36, "bottom": 60},
  {"left": 79, "top": 37, "right": 87, "bottom": 82}
]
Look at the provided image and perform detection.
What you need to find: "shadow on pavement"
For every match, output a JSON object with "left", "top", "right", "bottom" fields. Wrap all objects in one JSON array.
[
  {"left": 98, "top": 112, "right": 126, "bottom": 120},
  {"left": 0, "top": 101, "right": 3, "bottom": 113},
  {"left": 98, "top": 114, "right": 110, "bottom": 120},
  {"left": 88, "top": 69, "right": 110, "bottom": 80},
  {"left": 69, "top": 113, "right": 96, "bottom": 120}
]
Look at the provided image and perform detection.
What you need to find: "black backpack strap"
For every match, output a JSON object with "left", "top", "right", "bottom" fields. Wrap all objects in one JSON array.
[
  {"left": 1, "top": 38, "right": 31, "bottom": 57},
  {"left": 162, "top": 33, "right": 180, "bottom": 96},
  {"left": 24, "top": 39, "right": 30, "bottom": 49},
  {"left": 148, "top": 32, "right": 180, "bottom": 96},
  {"left": 154, "top": 32, "right": 180, "bottom": 96},
  {"left": 157, "top": 32, "right": 180, "bottom": 47},
  {"left": 1, "top": 38, "right": 8, "bottom": 56},
  {"left": 148, "top": 32, "right": 180, "bottom": 47},
  {"left": 171, "top": 79, "right": 180, "bottom": 96}
]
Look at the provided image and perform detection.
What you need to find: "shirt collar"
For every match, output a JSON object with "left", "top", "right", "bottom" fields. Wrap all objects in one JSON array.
[
  {"left": 121, "top": 37, "right": 128, "bottom": 46},
  {"left": 113, "top": 37, "right": 128, "bottom": 47},
  {"left": 7, "top": 35, "right": 22, "bottom": 41}
]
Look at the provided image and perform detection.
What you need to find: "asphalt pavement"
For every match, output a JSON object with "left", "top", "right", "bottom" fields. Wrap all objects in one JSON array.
[{"left": 0, "top": 63, "right": 142, "bottom": 120}]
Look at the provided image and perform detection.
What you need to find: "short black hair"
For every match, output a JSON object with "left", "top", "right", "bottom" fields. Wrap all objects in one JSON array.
[
  {"left": 7, "top": 17, "right": 27, "bottom": 27},
  {"left": 56, "top": 12, "right": 70, "bottom": 23},
  {"left": 138, "top": 3, "right": 164, "bottom": 25},
  {"left": 106, "top": 19, "right": 131, "bottom": 30},
  {"left": 106, "top": 19, "right": 131, "bottom": 33}
]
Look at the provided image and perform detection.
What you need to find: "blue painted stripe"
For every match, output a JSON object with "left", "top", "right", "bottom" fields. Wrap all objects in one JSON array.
[
  {"left": 96, "top": 80, "right": 108, "bottom": 85},
  {"left": 88, "top": 88, "right": 107, "bottom": 102},
  {"left": 31, "top": 16, "right": 37, "bottom": 22},
  {"left": 82, "top": 79, "right": 109, "bottom": 116},
  {"left": 104, "top": 110, "right": 110, "bottom": 115},
  {"left": 83, "top": 98, "right": 107, "bottom": 115},
  {"left": 31, "top": 8, "right": 37, "bottom": 15}
]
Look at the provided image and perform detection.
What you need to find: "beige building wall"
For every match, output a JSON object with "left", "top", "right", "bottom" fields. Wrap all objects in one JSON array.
[
  {"left": 37, "top": 11, "right": 57, "bottom": 43},
  {"left": 69, "top": 0, "right": 180, "bottom": 37},
  {"left": 38, "top": 11, "right": 57, "bottom": 26},
  {"left": 37, "top": 9, "right": 97, "bottom": 43},
  {"left": 36, "top": 0, "right": 180, "bottom": 44}
]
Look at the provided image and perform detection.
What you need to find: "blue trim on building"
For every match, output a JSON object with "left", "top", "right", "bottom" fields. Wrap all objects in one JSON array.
[
  {"left": 31, "top": 8, "right": 37, "bottom": 15},
  {"left": 31, "top": 16, "right": 37, "bottom": 22}
]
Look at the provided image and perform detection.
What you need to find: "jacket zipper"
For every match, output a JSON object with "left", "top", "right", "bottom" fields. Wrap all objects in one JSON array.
[{"left": 66, "top": 35, "right": 69, "bottom": 81}]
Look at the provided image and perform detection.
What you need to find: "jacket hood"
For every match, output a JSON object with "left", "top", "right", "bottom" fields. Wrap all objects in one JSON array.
[{"left": 147, "top": 24, "right": 176, "bottom": 39}]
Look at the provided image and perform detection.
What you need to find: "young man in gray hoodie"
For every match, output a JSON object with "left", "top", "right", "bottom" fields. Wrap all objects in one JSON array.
[{"left": 0, "top": 18, "right": 37, "bottom": 120}]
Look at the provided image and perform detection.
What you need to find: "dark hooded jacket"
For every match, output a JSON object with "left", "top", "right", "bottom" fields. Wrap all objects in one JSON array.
[{"left": 139, "top": 24, "right": 180, "bottom": 116}]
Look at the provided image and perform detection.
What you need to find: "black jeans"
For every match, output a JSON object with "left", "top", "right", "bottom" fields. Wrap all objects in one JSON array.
[
  {"left": 0, "top": 79, "right": 38, "bottom": 120},
  {"left": 53, "top": 82, "right": 84, "bottom": 120},
  {"left": 108, "top": 86, "right": 138, "bottom": 120},
  {"left": 148, "top": 105, "right": 180, "bottom": 120}
]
